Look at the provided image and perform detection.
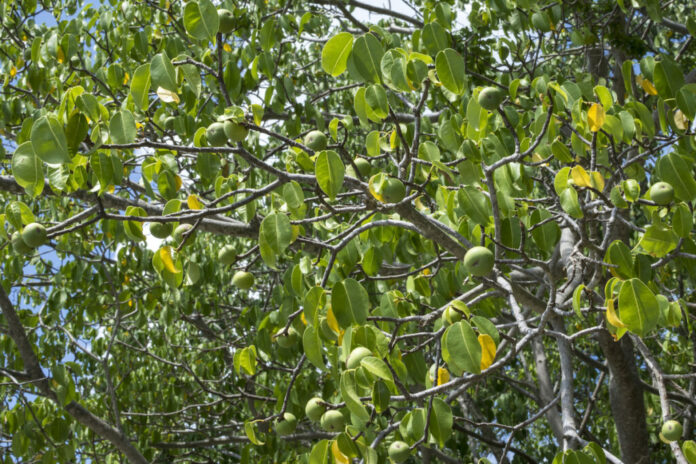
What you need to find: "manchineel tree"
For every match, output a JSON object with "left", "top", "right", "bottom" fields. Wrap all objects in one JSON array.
[{"left": 1, "top": 0, "right": 696, "bottom": 462}]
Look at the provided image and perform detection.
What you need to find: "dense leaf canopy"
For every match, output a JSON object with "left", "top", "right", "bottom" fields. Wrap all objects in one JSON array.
[{"left": 1, "top": 0, "right": 696, "bottom": 462}]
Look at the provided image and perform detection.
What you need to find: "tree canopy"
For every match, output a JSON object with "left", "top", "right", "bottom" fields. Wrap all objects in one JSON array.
[{"left": 1, "top": 0, "right": 696, "bottom": 462}]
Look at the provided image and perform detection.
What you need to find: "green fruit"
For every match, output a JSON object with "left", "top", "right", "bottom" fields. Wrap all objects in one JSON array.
[
  {"left": 172, "top": 224, "right": 194, "bottom": 246},
  {"left": 305, "top": 397, "right": 326, "bottom": 422},
  {"left": 346, "top": 346, "right": 372, "bottom": 369},
  {"left": 217, "top": 9, "right": 235, "bottom": 34},
  {"left": 388, "top": 441, "right": 410, "bottom": 463},
  {"left": 531, "top": 11, "right": 551, "bottom": 31},
  {"left": 478, "top": 86, "right": 506, "bottom": 111},
  {"left": 276, "top": 327, "right": 299, "bottom": 348},
  {"left": 661, "top": 420, "right": 683, "bottom": 442},
  {"left": 21, "top": 223, "right": 47, "bottom": 248},
  {"left": 353, "top": 158, "right": 371, "bottom": 177},
  {"left": 441, "top": 306, "right": 463, "bottom": 325},
  {"left": 382, "top": 178, "right": 406, "bottom": 203},
  {"left": 232, "top": 271, "right": 254, "bottom": 290},
  {"left": 320, "top": 410, "right": 345, "bottom": 432},
  {"left": 224, "top": 120, "right": 248, "bottom": 142},
  {"left": 11, "top": 232, "right": 33, "bottom": 255},
  {"left": 275, "top": 412, "right": 297, "bottom": 436},
  {"left": 464, "top": 246, "right": 495, "bottom": 276},
  {"left": 149, "top": 222, "right": 173, "bottom": 239},
  {"left": 304, "top": 130, "right": 328, "bottom": 151},
  {"left": 218, "top": 244, "right": 237, "bottom": 265},
  {"left": 650, "top": 181, "right": 674, "bottom": 205},
  {"left": 206, "top": 122, "right": 228, "bottom": 146}
]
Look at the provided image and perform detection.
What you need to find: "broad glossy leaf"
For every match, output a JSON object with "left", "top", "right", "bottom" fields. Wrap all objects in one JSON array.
[
  {"left": 309, "top": 440, "right": 330, "bottom": 464},
  {"left": 315, "top": 150, "right": 345, "bottom": 200},
  {"left": 673, "top": 204, "right": 693, "bottom": 238},
  {"left": 422, "top": 22, "right": 449, "bottom": 55},
  {"left": 303, "top": 326, "right": 326, "bottom": 369},
  {"left": 130, "top": 63, "right": 150, "bottom": 111},
  {"left": 350, "top": 34, "right": 384, "bottom": 84},
  {"left": 638, "top": 223, "right": 679, "bottom": 258},
  {"left": 435, "top": 49, "right": 466, "bottom": 95},
  {"left": 442, "top": 320, "right": 481, "bottom": 375},
  {"left": 478, "top": 334, "right": 496, "bottom": 370},
  {"left": 560, "top": 187, "right": 583, "bottom": 218},
  {"left": 109, "top": 109, "right": 136, "bottom": 144},
  {"left": 322, "top": 32, "right": 353, "bottom": 77},
  {"left": 151, "top": 52, "right": 177, "bottom": 92},
  {"left": 653, "top": 59, "right": 684, "bottom": 99},
  {"left": 617, "top": 278, "right": 659, "bottom": 336},
  {"left": 605, "top": 240, "right": 635, "bottom": 279},
  {"left": 30, "top": 116, "right": 70, "bottom": 165},
  {"left": 183, "top": 0, "right": 219, "bottom": 41},
  {"left": 359, "top": 356, "right": 392, "bottom": 383},
  {"left": 656, "top": 152, "right": 696, "bottom": 202},
  {"left": 11, "top": 142, "right": 43, "bottom": 197},
  {"left": 259, "top": 213, "right": 293, "bottom": 268},
  {"left": 332, "top": 278, "right": 369, "bottom": 328},
  {"left": 340, "top": 370, "right": 370, "bottom": 424},
  {"left": 429, "top": 398, "right": 453, "bottom": 447}
]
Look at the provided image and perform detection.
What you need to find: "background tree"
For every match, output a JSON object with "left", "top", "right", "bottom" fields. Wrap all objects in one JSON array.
[{"left": 1, "top": 0, "right": 696, "bottom": 462}]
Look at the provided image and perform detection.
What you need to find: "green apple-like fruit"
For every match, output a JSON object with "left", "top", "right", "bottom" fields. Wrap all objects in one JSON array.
[
  {"left": 21, "top": 223, "right": 47, "bottom": 248},
  {"left": 172, "top": 224, "right": 194, "bottom": 246},
  {"left": 276, "top": 327, "right": 299, "bottom": 348},
  {"left": 441, "top": 306, "right": 463, "bottom": 325},
  {"left": 218, "top": 244, "right": 237, "bottom": 265},
  {"left": 320, "top": 410, "right": 345, "bottom": 432},
  {"left": 275, "top": 412, "right": 297, "bottom": 436},
  {"left": 217, "top": 9, "right": 235, "bottom": 34},
  {"left": 388, "top": 441, "right": 410, "bottom": 463},
  {"left": 464, "top": 246, "right": 495, "bottom": 276},
  {"left": 353, "top": 158, "right": 371, "bottom": 177},
  {"left": 232, "top": 271, "right": 254, "bottom": 290},
  {"left": 149, "top": 222, "right": 173, "bottom": 239},
  {"left": 649, "top": 181, "right": 674, "bottom": 205},
  {"left": 661, "top": 420, "right": 683, "bottom": 442},
  {"left": 382, "top": 177, "right": 406, "bottom": 203},
  {"left": 11, "top": 231, "right": 33, "bottom": 255},
  {"left": 346, "top": 346, "right": 372, "bottom": 369},
  {"left": 305, "top": 397, "right": 326, "bottom": 422},
  {"left": 478, "top": 87, "right": 506, "bottom": 111},
  {"left": 224, "top": 120, "right": 248, "bottom": 142},
  {"left": 206, "top": 122, "right": 228, "bottom": 146},
  {"left": 304, "top": 130, "right": 328, "bottom": 151}
]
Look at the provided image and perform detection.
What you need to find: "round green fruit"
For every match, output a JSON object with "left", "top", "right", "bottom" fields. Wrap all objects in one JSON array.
[
  {"left": 206, "top": 122, "right": 228, "bottom": 146},
  {"left": 232, "top": 271, "right": 254, "bottom": 290},
  {"left": 320, "top": 410, "right": 345, "bottom": 433},
  {"left": 149, "top": 222, "right": 173, "bottom": 239},
  {"left": 224, "top": 120, "right": 248, "bottom": 142},
  {"left": 531, "top": 11, "right": 551, "bottom": 31},
  {"left": 478, "top": 87, "right": 506, "bottom": 111},
  {"left": 353, "top": 158, "right": 371, "bottom": 177},
  {"left": 172, "top": 224, "right": 194, "bottom": 246},
  {"left": 649, "top": 182, "right": 674, "bottom": 206},
  {"left": 305, "top": 397, "right": 326, "bottom": 422},
  {"left": 661, "top": 420, "right": 683, "bottom": 442},
  {"left": 11, "top": 232, "right": 33, "bottom": 255},
  {"left": 346, "top": 346, "right": 372, "bottom": 369},
  {"left": 388, "top": 441, "right": 410, "bottom": 463},
  {"left": 382, "top": 178, "right": 406, "bottom": 203},
  {"left": 304, "top": 130, "right": 328, "bottom": 151},
  {"left": 218, "top": 244, "right": 237, "bottom": 265},
  {"left": 464, "top": 246, "right": 495, "bottom": 276},
  {"left": 217, "top": 9, "right": 235, "bottom": 34},
  {"left": 21, "top": 223, "right": 47, "bottom": 248},
  {"left": 441, "top": 306, "right": 463, "bottom": 325},
  {"left": 276, "top": 327, "right": 299, "bottom": 348},
  {"left": 275, "top": 412, "right": 297, "bottom": 436}
]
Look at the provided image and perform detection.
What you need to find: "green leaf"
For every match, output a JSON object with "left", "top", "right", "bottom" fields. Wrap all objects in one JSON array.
[
  {"left": 442, "top": 320, "right": 481, "bottom": 375},
  {"left": 11, "top": 142, "right": 43, "bottom": 197},
  {"left": 605, "top": 240, "right": 635, "bottom": 279},
  {"left": 372, "top": 380, "right": 390, "bottom": 413},
  {"left": 673, "top": 204, "right": 693, "bottom": 238},
  {"left": 340, "top": 370, "right": 370, "bottom": 424},
  {"left": 653, "top": 59, "right": 684, "bottom": 100},
  {"left": 429, "top": 398, "right": 453, "bottom": 447},
  {"left": 682, "top": 440, "right": 696, "bottom": 464},
  {"left": 5, "top": 201, "right": 34, "bottom": 230},
  {"left": 656, "top": 153, "right": 696, "bottom": 202},
  {"left": 422, "top": 22, "right": 450, "bottom": 56},
  {"left": 364, "top": 85, "right": 388, "bottom": 119},
  {"left": 130, "top": 64, "right": 151, "bottom": 111},
  {"left": 309, "top": 440, "right": 330, "bottom": 464},
  {"left": 183, "top": 0, "right": 219, "bottom": 41},
  {"left": 350, "top": 34, "right": 384, "bottom": 84},
  {"left": 365, "top": 131, "right": 380, "bottom": 157},
  {"left": 381, "top": 49, "right": 410, "bottom": 92},
  {"left": 109, "top": 109, "right": 136, "bottom": 144},
  {"left": 559, "top": 187, "right": 583, "bottom": 218},
  {"left": 617, "top": 278, "right": 659, "bottom": 336},
  {"left": 244, "top": 420, "right": 264, "bottom": 445},
  {"left": 638, "top": 223, "right": 679, "bottom": 258},
  {"left": 435, "top": 48, "right": 466, "bottom": 95},
  {"left": 676, "top": 84, "right": 696, "bottom": 120},
  {"left": 322, "top": 32, "right": 353, "bottom": 77},
  {"left": 283, "top": 181, "right": 304, "bottom": 210},
  {"left": 315, "top": 150, "right": 345, "bottom": 200},
  {"left": 30, "top": 116, "right": 70, "bottom": 165},
  {"left": 151, "top": 52, "right": 177, "bottom": 93},
  {"left": 258, "top": 213, "right": 293, "bottom": 268},
  {"left": 332, "top": 278, "right": 369, "bottom": 328},
  {"left": 234, "top": 345, "right": 257, "bottom": 376},
  {"left": 457, "top": 186, "right": 491, "bottom": 226},
  {"left": 359, "top": 356, "right": 393, "bottom": 383},
  {"left": 303, "top": 326, "right": 326, "bottom": 369}
]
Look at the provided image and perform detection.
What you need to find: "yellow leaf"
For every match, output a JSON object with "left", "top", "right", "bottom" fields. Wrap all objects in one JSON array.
[
  {"left": 123, "top": 72, "right": 130, "bottom": 85},
  {"left": 300, "top": 312, "right": 307, "bottom": 325},
  {"left": 478, "top": 334, "right": 496, "bottom": 370},
  {"left": 390, "top": 130, "right": 398, "bottom": 149},
  {"left": 331, "top": 440, "right": 350, "bottom": 464},
  {"left": 570, "top": 165, "right": 591, "bottom": 188},
  {"left": 174, "top": 175, "right": 182, "bottom": 191},
  {"left": 605, "top": 298, "right": 626, "bottom": 328},
  {"left": 587, "top": 103, "right": 605, "bottom": 132},
  {"left": 638, "top": 76, "right": 658, "bottom": 96},
  {"left": 57, "top": 47, "right": 65, "bottom": 64},
  {"left": 436, "top": 367, "right": 450, "bottom": 385},
  {"left": 10, "top": 66, "right": 16, "bottom": 78},
  {"left": 327, "top": 307, "right": 340, "bottom": 334},
  {"left": 187, "top": 194, "right": 203, "bottom": 210},
  {"left": 223, "top": 43, "right": 232, "bottom": 52},
  {"left": 156, "top": 86, "right": 180, "bottom": 104},
  {"left": 159, "top": 246, "right": 181, "bottom": 274},
  {"left": 589, "top": 171, "right": 605, "bottom": 192},
  {"left": 674, "top": 109, "right": 688, "bottom": 131}
]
